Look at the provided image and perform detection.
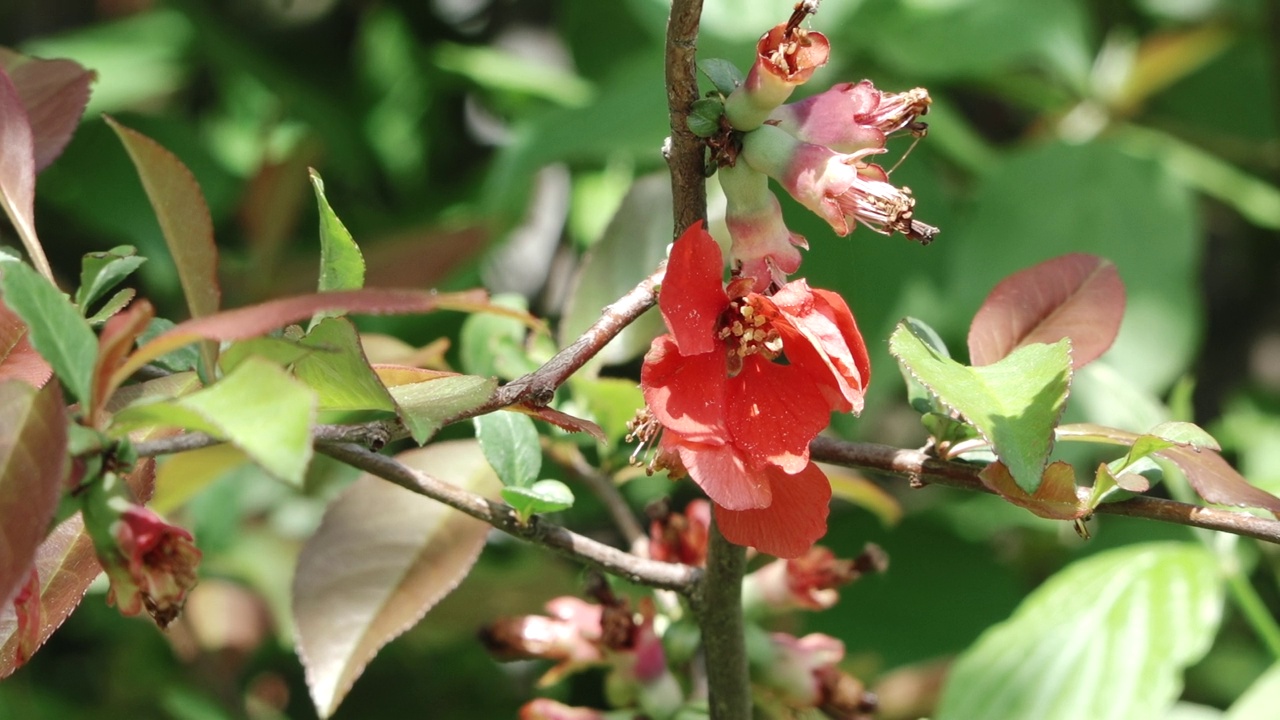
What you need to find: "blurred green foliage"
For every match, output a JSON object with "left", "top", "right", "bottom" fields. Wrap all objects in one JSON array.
[{"left": 3, "top": 0, "right": 1280, "bottom": 718}]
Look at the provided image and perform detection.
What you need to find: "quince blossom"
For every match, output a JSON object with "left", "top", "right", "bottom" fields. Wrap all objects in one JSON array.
[
  {"left": 768, "top": 80, "right": 931, "bottom": 153},
  {"left": 637, "top": 223, "right": 870, "bottom": 558},
  {"left": 724, "top": 22, "right": 830, "bottom": 131},
  {"left": 104, "top": 506, "right": 202, "bottom": 628}
]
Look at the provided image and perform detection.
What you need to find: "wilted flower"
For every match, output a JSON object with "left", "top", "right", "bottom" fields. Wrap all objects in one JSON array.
[
  {"left": 757, "top": 632, "right": 877, "bottom": 718},
  {"left": 741, "top": 124, "right": 938, "bottom": 244},
  {"left": 768, "top": 80, "right": 931, "bottom": 153},
  {"left": 103, "top": 506, "right": 202, "bottom": 628},
  {"left": 480, "top": 596, "right": 605, "bottom": 686},
  {"left": 637, "top": 223, "right": 870, "bottom": 558},
  {"left": 648, "top": 499, "right": 711, "bottom": 566},
  {"left": 744, "top": 544, "right": 888, "bottom": 612},
  {"left": 725, "top": 22, "right": 830, "bottom": 131}
]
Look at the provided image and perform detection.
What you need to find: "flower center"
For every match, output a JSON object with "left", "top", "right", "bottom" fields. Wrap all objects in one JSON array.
[{"left": 719, "top": 298, "right": 784, "bottom": 364}]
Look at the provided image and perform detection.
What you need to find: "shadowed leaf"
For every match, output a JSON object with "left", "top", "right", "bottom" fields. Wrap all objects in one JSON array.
[
  {"left": 0, "top": 382, "right": 67, "bottom": 608},
  {"left": 980, "top": 460, "right": 1087, "bottom": 520},
  {"left": 294, "top": 317, "right": 395, "bottom": 412},
  {"left": 75, "top": 245, "right": 146, "bottom": 312},
  {"left": 475, "top": 411, "right": 541, "bottom": 487},
  {"left": 104, "top": 115, "right": 220, "bottom": 371},
  {"left": 891, "top": 322, "right": 1071, "bottom": 493},
  {"left": 0, "top": 300, "right": 51, "bottom": 388},
  {"left": 293, "top": 440, "right": 499, "bottom": 718},
  {"left": 969, "top": 254, "right": 1125, "bottom": 370},
  {"left": 0, "top": 260, "right": 97, "bottom": 403},
  {"left": 0, "top": 67, "right": 48, "bottom": 279},
  {"left": 89, "top": 299, "right": 154, "bottom": 426},
  {"left": 0, "top": 49, "right": 94, "bottom": 172},
  {"left": 0, "top": 459, "right": 154, "bottom": 678},
  {"left": 938, "top": 543, "right": 1223, "bottom": 720}
]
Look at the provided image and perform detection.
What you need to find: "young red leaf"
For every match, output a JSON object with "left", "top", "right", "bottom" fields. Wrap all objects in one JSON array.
[
  {"left": 0, "top": 300, "right": 52, "bottom": 388},
  {"left": 293, "top": 441, "right": 500, "bottom": 718},
  {"left": 104, "top": 116, "right": 221, "bottom": 372},
  {"left": 106, "top": 288, "right": 488, "bottom": 401},
  {"left": 0, "top": 459, "right": 154, "bottom": 677},
  {"left": 89, "top": 299, "right": 155, "bottom": 426},
  {"left": 1159, "top": 445, "right": 1280, "bottom": 518},
  {"left": 968, "top": 254, "right": 1125, "bottom": 369},
  {"left": 0, "top": 49, "right": 94, "bottom": 172},
  {"left": 0, "top": 381, "right": 67, "bottom": 609},
  {"left": 0, "top": 67, "right": 50, "bottom": 280},
  {"left": 979, "top": 459, "right": 1088, "bottom": 520}
]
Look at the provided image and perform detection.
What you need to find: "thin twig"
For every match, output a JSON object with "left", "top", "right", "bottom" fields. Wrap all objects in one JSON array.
[
  {"left": 319, "top": 442, "right": 700, "bottom": 594},
  {"left": 810, "top": 437, "right": 1280, "bottom": 544}
]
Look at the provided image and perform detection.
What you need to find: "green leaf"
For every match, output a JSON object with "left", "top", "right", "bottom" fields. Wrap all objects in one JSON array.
[
  {"left": 474, "top": 411, "right": 541, "bottom": 488},
  {"left": 698, "top": 58, "right": 743, "bottom": 96},
  {"left": 293, "top": 317, "right": 395, "bottom": 412},
  {"left": 0, "top": 259, "right": 97, "bottom": 403},
  {"left": 937, "top": 543, "right": 1225, "bottom": 720},
  {"left": 136, "top": 317, "right": 201, "bottom": 374},
  {"left": 687, "top": 97, "right": 724, "bottom": 138},
  {"left": 569, "top": 376, "right": 645, "bottom": 445},
  {"left": 459, "top": 294, "right": 536, "bottom": 380},
  {"left": 388, "top": 374, "right": 496, "bottom": 445},
  {"left": 75, "top": 245, "right": 146, "bottom": 312},
  {"left": 1225, "top": 662, "right": 1280, "bottom": 720},
  {"left": 309, "top": 169, "right": 365, "bottom": 298},
  {"left": 218, "top": 336, "right": 315, "bottom": 375},
  {"left": 897, "top": 316, "right": 950, "bottom": 414},
  {"left": 501, "top": 480, "right": 574, "bottom": 522},
  {"left": 890, "top": 322, "right": 1071, "bottom": 493},
  {"left": 111, "top": 356, "right": 317, "bottom": 485},
  {"left": 84, "top": 288, "right": 136, "bottom": 326}
]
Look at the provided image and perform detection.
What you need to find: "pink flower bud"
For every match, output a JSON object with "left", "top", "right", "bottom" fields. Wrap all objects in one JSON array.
[
  {"left": 519, "top": 699, "right": 606, "bottom": 720},
  {"left": 741, "top": 124, "right": 937, "bottom": 243},
  {"left": 725, "top": 23, "right": 831, "bottom": 131},
  {"left": 769, "top": 80, "right": 931, "bottom": 153},
  {"left": 719, "top": 162, "right": 807, "bottom": 291},
  {"left": 759, "top": 632, "right": 846, "bottom": 707}
]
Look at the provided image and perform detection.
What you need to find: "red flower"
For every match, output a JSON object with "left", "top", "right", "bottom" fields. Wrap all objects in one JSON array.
[
  {"left": 105, "top": 506, "right": 202, "bottom": 628},
  {"left": 640, "top": 223, "right": 870, "bottom": 558}
]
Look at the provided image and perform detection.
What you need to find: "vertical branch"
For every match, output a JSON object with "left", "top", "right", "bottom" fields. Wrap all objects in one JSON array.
[
  {"left": 695, "top": 519, "right": 751, "bottom": 718},
  {"left": 665, "top": 0, "right": 708, "bottom": 236}
]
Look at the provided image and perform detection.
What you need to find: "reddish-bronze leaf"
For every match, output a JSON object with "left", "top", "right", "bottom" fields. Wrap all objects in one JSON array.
[
  {"left": 293, "top": 441, "right": 499, "bottom": 717},
  {"left": 1159, "top": 445, "right": 1280, "bottom": 518},
  {"left": 513, "top": 404, "right": 606, "bottom": 442},
  {"left": 0, "top": 49, "right": 94, "bottom": 172},
  {"left": 979, "top": 459, "right": 1088, "bottom": 520},
  {"left": 0, "top": 65, "right": 49, "bottom": 279},
  {"left": 0, "top": 381, "right": 67, "bottom": 609},
  {"left": 104, "top": 116, "right": 221, "bottom": 372},
  {"left": 107, "top": 288, "right": 489, "bottom": 401},
  {"left": 969, "top": 254, "right": 1125, "bottom": 369},
  {"left": 0, "top": 460, "right": 154, "bottom": 677},
  {"left": 89, "top": 299, "right": 154, "bottom": 426},
  {"left": 0, "top": 300, "right": 52, "bottom": 388}
]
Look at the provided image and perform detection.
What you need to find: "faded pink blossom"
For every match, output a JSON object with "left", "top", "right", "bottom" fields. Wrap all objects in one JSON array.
[
  {"left": 725, "top": 22, "right": 830, "bottom": 131},
  {"left": 719, "top": 161, "right": 807, "bottom": 291},
  {"left": 769, "top": 80, "right": 931, "bottom": 153}
]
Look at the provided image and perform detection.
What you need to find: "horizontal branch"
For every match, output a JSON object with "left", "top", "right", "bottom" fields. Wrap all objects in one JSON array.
[
  {"left": 319, "top": 442, "right": 700, "bottom": 594},
  {"left": 810, "top": 436, "right": 1280, "bottom": 545}
]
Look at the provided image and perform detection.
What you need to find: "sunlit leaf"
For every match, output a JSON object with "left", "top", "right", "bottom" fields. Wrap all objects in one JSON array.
[
  {"left": 0, "top": 299, "right": 52, "bottom": 388},
  {"left": 502, "top": 480, "right": 575, "bottom": 521},
  {"left": 0, "top": 260, "right": 97, "bottom": 403},
  {"left": 104, "top": 115, "right": 221, "bottom": 372},
  {"left": 968, "top": 254, "right": 1125, "bottom": 370},
  {"left": 937, "top": 543, "right": 1224, "bottom": 720},
  {"left": 293, "top": 441, "right": 499, "bottom": 718},
  {"left": 980, "top": 460, "right": 1087, "bottom": 520},
  {"left": 293, "top": 317, "right": 395, "bottom": 412},
  {"left": 0, "top": 49, "right": 95, "bottom": 172},
  {"left": 512, "top": 404, "right": 606, "bottom": 443},
  {"left": 0, "top": 382, "right": 67, "bottom": 608},
  {"left": 111, "top": 356, "right": 317, "bottom": 485},
  {"left": 891, "top": 322, "right": 1071, "bottom": 493},
  {"left": 474, "top": 411, "right": 542, "bottom": 488},
  {"left": 388, "top": 374, "right": 496, "bottom": 444},
  {"left": 309, "top": 169, "right": 365, "bottom": 300},
  {"left": 1225, "top": 661, "right": 1280, "bottom": 720}
]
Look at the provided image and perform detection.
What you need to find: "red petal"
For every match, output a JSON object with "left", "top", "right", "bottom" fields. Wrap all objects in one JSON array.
[
  {"left": 660, "top": 222, "right": 729, "bottom": 356},
  {"left": 671, "top": 439, "right": 772, "bottom": 511},
  {"left": 725, "top": 356, "right": 830, "bottom": 472},
  {"left": 767, "top": 283, "right": 871, "bottom": 413},
  {"left": 715, "top": 462, "right": 831, "bottom": 558},
  {"left": 641, "top": 335, "right": 729, "bottom": 443}
]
